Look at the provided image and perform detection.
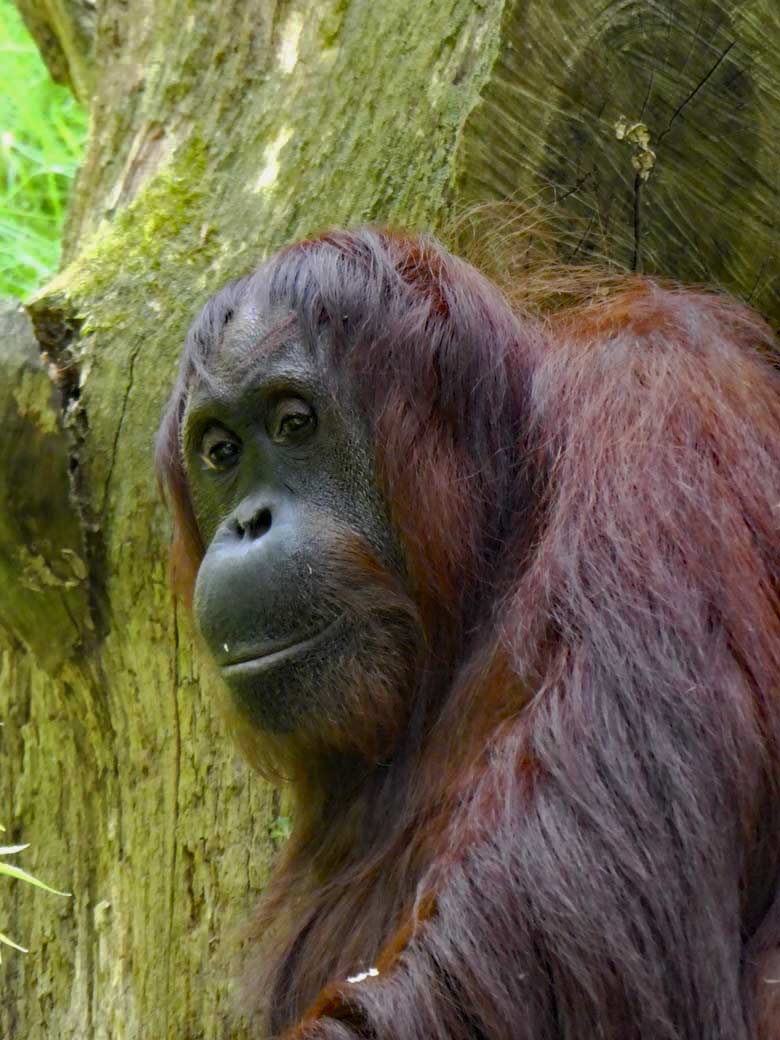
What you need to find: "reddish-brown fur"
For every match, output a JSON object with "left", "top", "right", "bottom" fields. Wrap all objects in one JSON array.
[{"left": 157, "top": 229, "right": 780, "bottom": 1039}]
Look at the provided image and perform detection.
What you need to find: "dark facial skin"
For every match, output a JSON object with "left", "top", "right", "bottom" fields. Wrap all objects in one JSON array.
[{"left": 182, "top": 302, "right": 413, "bottom": 740}]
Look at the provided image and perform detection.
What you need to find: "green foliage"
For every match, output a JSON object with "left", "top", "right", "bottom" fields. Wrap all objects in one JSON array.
[
  {"left": 0, "top": 0, "right": 87, "bottom": 298},
  {"left": 0, "top": 822, "right": 70, "bottom": 962}
]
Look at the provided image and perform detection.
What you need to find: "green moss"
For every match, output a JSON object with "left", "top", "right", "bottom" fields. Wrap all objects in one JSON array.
[{"left": 38, "top": 138, "right": 222, "bottom": 339}]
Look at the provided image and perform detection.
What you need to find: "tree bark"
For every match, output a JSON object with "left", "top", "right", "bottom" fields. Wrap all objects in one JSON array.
[
  {"left": 13, "top": 0, "right": 96, "bottom": 103},
  {"left": 1, "top": 2, "right": 777, "bottom": 1039}
]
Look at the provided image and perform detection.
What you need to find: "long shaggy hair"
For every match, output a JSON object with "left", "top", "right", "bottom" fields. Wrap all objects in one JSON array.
[{"left": 157, "top": 228, "right": 780, "bottom": 1039}]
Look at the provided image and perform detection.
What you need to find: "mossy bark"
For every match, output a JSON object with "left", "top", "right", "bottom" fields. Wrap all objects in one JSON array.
[{"left": 2, "top": 2, "right": 777, "bottom": 1038}]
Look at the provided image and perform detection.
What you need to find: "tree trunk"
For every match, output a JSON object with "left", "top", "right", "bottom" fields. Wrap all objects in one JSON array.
[{"left": 1, "top": 2, "right": 777, "bottom": 1038}]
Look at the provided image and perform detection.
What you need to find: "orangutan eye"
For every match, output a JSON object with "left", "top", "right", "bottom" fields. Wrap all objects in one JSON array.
[
  {"left": 269, "top": 398, "right": 317, "bottom": 444},
  {"left": 200, "top": 426, "right": 242, "bottom": 471}
]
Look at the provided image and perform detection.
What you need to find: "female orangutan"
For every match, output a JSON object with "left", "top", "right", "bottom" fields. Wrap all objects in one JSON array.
[{"left": 156, "top": 227, "right": 780, "bottom": 1039}]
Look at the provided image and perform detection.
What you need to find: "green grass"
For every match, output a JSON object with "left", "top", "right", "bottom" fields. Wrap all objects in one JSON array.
[{"left": 0, "top": 0, "right": 87, "bottom": 298}]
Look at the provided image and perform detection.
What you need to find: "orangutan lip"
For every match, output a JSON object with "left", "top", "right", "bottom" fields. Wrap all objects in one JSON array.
[{"left": 220, "top": 616, "right": 344, "bottom": 673}]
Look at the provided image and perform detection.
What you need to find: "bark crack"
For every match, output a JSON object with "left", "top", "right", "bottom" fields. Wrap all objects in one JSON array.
[
  {"left": 569, "top": 216, "right": 596, "bottom": 261},
  {"left": 102, "top": 342, "right": 140, "bottom": 515},
  {"left": 28, "top": 300, "right": 108, "bottom": 642},
  {"left": 657, "top": 40, "right": 736, "bottom": 145}
]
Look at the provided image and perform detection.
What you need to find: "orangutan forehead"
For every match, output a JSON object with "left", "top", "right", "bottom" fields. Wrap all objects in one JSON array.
[
  {"left": 198, "top": 303, "right": 310, "bottom": 383},
  {"left": 218, "top": 302, "right": 299, "bottom": 363},
  {"left": 183, "top": 322, "right": 332, "bottom": 432}
]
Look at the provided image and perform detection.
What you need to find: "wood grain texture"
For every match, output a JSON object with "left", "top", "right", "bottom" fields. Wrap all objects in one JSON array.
[
  {"left": 458, "top": 0, "right": 780, "bottom": 318},
  {"left": 14, "top": 0, "right": 96, "bottom": 102}
]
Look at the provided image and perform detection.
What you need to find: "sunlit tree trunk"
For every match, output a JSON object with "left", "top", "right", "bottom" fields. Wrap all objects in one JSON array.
[{"left": 2, "top": 1, "right": 777, "bottom": 1037}]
